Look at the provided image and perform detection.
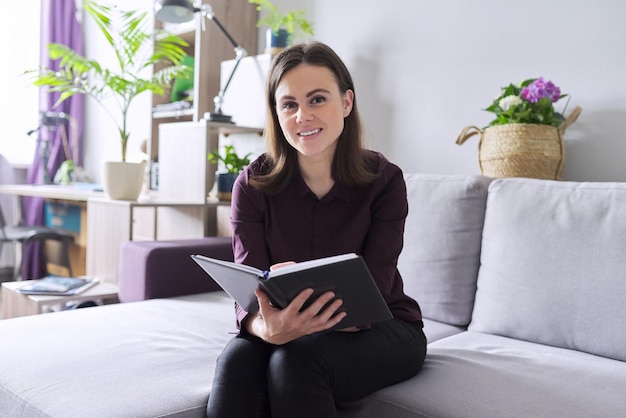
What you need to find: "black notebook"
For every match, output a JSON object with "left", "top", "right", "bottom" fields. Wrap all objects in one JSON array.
[{"left": 191, "top": 253, "right": 392, "bottom": 330}]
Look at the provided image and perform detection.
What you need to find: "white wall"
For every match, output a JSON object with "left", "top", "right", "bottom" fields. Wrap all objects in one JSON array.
[
  {"left": 0, "top": 0, "right": 40, "bottom": 166},
  {"left": 82, "top": 0, "right": 154, "bottom": 184},
  {"left": 269, "top": 0, "right": 626, "bottom": 181},
  {"left": 80, "top": 0, "right": 626, "bottom": 182}
]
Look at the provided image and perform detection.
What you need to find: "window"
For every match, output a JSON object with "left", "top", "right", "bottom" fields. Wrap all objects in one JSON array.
[{"left": 0, "top": 1, "right": 41, "bottom": 166}]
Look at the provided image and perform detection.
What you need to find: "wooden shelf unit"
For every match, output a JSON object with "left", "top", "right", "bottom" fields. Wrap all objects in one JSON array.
[{"left": 150, "top": 0, "right": 259, "bottom": 164}]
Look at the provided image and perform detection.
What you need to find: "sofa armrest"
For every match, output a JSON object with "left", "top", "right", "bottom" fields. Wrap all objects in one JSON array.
[{"left": 118, "top": 237, "right": 233, "bottom": 302}]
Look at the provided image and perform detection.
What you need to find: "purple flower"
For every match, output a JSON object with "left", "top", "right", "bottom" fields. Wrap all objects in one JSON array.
[{"left": 521, "top": 77, "right": 561, "bottom": 103}]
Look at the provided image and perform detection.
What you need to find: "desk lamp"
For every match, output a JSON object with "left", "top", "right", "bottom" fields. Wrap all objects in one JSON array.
[{"left": 154, "top": 0, "right": 247, "bottom": 124}]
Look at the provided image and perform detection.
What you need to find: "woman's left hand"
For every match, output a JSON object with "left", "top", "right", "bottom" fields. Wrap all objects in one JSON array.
[
  {"left": 252, "top": 287, "right": 347, "bottom": 345},
  {"left": 249, "top": 261, "right": 349, "bottom": 344}
]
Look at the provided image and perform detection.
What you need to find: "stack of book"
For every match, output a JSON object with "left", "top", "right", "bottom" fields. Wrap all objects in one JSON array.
[
  {"left": 17, "top": 276, "right": 99, "bottom": 296},
  {"left": 152, "top": 100, "right": 193, "bottom": 113}
]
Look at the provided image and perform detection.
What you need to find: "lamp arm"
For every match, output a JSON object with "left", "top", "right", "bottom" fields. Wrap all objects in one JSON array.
[
  {"left": 199, "top": 5, "right": 237, "bottom": 49},
  {"left": 198, "top": 4, "right": 248, "bottom": 118},
  {"left": 213, "top": 47, "right": 245, "bottom": 114}
]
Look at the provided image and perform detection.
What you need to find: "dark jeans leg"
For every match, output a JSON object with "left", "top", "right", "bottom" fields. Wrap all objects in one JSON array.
[
  {"left": 206, "top": 333, "right": 273, "bottom": 418},
  {"left": 206, "top": 319, "right": 426, "bottom": 418},
  {"left": 268, "top": 319, "right": 426, "bottom": 418}
]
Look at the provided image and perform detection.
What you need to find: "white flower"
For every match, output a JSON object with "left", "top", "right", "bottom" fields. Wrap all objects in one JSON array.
[{"left": 499, "top": 95, "right": 522, "bottom": 111}]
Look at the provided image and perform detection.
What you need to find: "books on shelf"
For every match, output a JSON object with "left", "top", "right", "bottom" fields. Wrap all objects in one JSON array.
[
  {"left": 17, "top": 276, "right": 99, "bottom": 296},
  {"left": 191, "top": 253, "right": 392, "bottom": 331},
  {"left": 152, "top": 100, "right": 193, "bottom": 113}
]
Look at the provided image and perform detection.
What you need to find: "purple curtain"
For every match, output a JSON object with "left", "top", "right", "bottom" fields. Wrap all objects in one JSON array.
[{"left": 23, "top": 0, "right": 84, "bottom": 279}]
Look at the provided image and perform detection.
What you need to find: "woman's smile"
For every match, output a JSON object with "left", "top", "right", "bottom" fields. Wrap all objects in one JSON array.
[{"left": 298, "top": 128, "right": 322, "bottom": 139}]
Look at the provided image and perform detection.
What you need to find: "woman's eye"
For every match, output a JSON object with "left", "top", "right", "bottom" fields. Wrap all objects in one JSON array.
[
  {"left": 311, "top": 96, "right": 326, "bottom": 105},
  {"left": 280, "top": 101, "right": 297, "bottom": 110}
]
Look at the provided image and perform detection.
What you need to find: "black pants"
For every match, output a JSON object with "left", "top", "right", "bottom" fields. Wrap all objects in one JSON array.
[{"left": 206, "top": 318, "right": 427, "bottom": 418}]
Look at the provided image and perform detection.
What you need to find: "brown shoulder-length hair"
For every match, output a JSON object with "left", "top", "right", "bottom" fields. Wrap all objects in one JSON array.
[{"left": 250, "top": 41, "right": 378, "bottom": 194}]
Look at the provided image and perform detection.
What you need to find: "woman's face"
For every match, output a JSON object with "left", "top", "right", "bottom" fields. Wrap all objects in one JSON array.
[{"left": 274, "top": 63, "right": 353, "bottom": 163}]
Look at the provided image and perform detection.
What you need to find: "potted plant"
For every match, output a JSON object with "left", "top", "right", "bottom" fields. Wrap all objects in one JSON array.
[
  {"left": 208, "top": 145, "right": 252, "bottom": 201},
  {"left": 248, "top": 0, "right": 314, "bottom": 53},
  {"left": 456, "top": 77, "right": 581, "bottom": 180},
  {"left": 28, "top": 0, "right": 191, "bottom": 200}
]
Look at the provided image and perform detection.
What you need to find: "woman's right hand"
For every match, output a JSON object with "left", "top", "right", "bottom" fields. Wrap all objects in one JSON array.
[{"left": 248, "top": 287, "right": 347, "bottom": 345}]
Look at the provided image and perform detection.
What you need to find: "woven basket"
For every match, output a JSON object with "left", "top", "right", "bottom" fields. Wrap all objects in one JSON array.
[{"left": 456, "top": 106, "right": 582, "bottom": 180}]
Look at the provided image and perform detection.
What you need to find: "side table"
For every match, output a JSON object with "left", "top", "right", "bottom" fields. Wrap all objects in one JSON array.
[{"left": 1, "top": 281, "right": 119, "bottom": 319}]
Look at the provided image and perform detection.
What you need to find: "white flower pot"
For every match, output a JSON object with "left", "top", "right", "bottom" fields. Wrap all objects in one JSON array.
[{"left": 102, "top": 161, "right": 145, "bottom": 201}]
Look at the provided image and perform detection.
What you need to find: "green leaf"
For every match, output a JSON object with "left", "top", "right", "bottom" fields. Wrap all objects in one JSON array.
[
  {"left": 208, "top": 145, "right": 252, "bottom": 174},
  {"left": 249, "top": 0, "right": 314, "bottom": 36}
]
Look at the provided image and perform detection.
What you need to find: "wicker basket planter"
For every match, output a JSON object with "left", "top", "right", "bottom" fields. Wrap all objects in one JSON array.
[{"left": 456, "top": 106, "right": 581, "bottom": 180}]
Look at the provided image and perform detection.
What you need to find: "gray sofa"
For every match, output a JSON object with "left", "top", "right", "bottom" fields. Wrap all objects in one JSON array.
[{"left": 2, "top": 174, "right": 626, "bottom": 417}]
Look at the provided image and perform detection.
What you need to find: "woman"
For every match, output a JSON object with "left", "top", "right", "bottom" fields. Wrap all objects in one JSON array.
[{"left": 207, "top": 41, "right": 426, "bottom": 418}]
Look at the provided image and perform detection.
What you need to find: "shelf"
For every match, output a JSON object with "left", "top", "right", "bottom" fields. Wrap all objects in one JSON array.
[
  {"left": 209, "top": 123, "right": 264, "bottom": 137},
  {"left": 149, "top": 0, "right": 259, "bottom": 163},
  {"left": 157, "top": 120, "right": 263, "bottom": 204},
  {"left": 152, "top": 108, "right": 195, "bottom": 119}
]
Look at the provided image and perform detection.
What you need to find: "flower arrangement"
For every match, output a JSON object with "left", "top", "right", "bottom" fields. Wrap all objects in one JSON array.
[{"left": 484, "top": 78, "right": 568, "bottom": 128}]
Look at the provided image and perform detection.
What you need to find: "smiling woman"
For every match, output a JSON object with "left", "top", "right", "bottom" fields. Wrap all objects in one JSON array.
[
  {"left": 206, "top": 42, "right": 427, "bottom": 417},
  {"left": 0, "top": 0, "right": 40, "bottom": 166}
]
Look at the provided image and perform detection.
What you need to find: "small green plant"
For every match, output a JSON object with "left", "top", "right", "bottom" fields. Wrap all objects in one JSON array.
[
  {"left": 208, "top": 145, "right": 252, "bottom": 174},
  {"left": 248, "top": 0, "right": 314, "bottom": 38}
]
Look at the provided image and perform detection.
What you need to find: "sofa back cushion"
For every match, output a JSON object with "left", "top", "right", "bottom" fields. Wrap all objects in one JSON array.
[
  {"left": 470, "top": 178, "right": 626, "bottom": 361},
  {"left": 398, "top": 174, "right": 491, "bottom": 326}
]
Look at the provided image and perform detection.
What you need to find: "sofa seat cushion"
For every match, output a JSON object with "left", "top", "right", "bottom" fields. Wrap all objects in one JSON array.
[
  {"left": 422, "top": 318, "right": 465, "bottom": 343},
  {"left": 398, "top": 174, "right": 491, "bottom": 327},
  {"left": 0, "top": 292, "right": 235, "bottom": 418},
  {"left": 471, "top": 178, "right": 626, "bottom": 361},
  {"left": 341, "top": 331, "right": 626, "bottom": 418}
]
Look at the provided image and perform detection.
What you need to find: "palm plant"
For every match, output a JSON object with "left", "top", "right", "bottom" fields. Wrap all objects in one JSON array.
[{"left": 28, "top": 0, "right": 191, "bottom": 162}]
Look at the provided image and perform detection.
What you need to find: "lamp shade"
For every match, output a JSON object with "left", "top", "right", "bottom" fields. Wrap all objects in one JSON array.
[{"left": 154, "top": 0, "right": 197, "bottom": 24}]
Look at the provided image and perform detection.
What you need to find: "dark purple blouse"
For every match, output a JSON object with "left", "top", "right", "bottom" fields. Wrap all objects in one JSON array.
[{"left": 230, "top": 151, "right": 423, "bottom": 329}]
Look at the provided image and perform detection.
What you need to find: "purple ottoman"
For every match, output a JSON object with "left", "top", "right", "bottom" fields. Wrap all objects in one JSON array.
[{"left": 118, "top": 237, "right": 234, "bottom": 302}]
